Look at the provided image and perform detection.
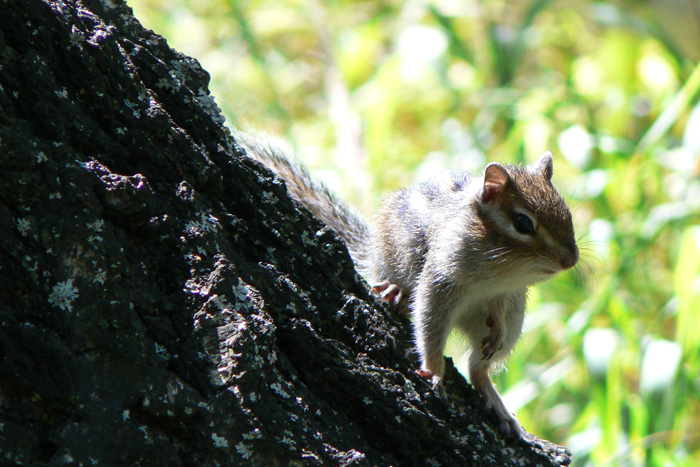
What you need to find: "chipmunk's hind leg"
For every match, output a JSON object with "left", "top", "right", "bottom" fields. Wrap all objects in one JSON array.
[{"left": 469, "top": 353, "right": 522, "bottom": 438}]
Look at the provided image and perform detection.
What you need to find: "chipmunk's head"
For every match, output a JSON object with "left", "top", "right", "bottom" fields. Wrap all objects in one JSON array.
[{"left": 477, "top": 152, "right": 578, "bottom": 284}]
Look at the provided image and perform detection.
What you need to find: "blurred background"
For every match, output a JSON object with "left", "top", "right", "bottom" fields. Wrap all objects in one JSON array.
[{"left": 129, "top": 0, "right": 700, "bottom": 465}]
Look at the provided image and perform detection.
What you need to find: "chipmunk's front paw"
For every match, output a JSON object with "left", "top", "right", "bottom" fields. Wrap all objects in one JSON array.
[
  {"left": 371, "top": 280, "right": 408, "bottom": 313},
  {"left": 484, "top": 397, "right": 523, "bottom": 439},
  {"left": 480, "top": 315, "right": 503, "bottom": 360}
]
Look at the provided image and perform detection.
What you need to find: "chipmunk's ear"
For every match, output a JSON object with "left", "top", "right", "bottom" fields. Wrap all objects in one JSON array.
[
  {"left": 537, "top": 151, "right": 553, "bottom": 181},
  {"left": 482, "top": 162, "right": 509, "bottom": 204}
]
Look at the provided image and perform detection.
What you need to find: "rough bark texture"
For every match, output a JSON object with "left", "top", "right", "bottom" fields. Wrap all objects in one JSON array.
[{"left": 0, "top": 1, "right": 572, "bottom": 465}]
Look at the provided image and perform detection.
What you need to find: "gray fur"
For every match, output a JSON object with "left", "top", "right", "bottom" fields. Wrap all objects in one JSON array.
[{"left": 371, "top": 153, "right": 577, "bottom": 437}]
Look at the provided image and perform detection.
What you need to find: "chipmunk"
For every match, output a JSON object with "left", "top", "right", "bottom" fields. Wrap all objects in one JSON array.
[{"left": 236, "top": 131, "right": 578, "bottom": 439}]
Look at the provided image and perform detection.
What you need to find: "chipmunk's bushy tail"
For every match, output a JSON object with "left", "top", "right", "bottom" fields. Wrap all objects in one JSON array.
[{"left": 235, "top": 131, "right": 371, "bottom": 277}]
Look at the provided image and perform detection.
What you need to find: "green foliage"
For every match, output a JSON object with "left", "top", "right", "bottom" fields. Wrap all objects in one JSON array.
[{"left": 129, "top": 0, "right": 700, "bottom": 464}]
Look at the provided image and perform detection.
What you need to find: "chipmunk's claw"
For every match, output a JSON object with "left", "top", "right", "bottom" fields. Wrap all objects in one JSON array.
[
  {"left": 371, "top": 280, "right": 408, "bottom": 313},
  {"left": 416, "top": 368, "right": 446, "bottom": 400}
]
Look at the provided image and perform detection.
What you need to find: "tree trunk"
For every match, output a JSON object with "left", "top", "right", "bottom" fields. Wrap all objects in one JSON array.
[{"left": 0, "top": 1, "right": 571, "bottom": 465}]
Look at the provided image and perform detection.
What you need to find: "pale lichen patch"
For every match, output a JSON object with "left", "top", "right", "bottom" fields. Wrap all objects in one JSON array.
[{"left": 48, "top": 278, "right": 79, "bottom": 312}]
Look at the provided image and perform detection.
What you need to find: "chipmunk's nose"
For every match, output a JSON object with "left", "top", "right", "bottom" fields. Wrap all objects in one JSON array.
[{"left": 560, "top": 245, "right": 579, "bottom": 270}]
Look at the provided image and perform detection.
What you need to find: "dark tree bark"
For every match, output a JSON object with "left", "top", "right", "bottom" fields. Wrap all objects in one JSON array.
[{"left": 0, "top": 1, "right": 572, "bottom": 465}]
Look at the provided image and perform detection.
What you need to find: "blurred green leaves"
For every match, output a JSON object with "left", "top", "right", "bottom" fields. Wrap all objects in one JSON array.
[{"left": 674, "top": 228, "right": 700, "bottom": 365}]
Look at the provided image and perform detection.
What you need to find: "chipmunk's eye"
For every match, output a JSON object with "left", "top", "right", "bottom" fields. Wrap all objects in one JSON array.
[{"left": 513, "top": 213, "right": 536, "bottom": 235}]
